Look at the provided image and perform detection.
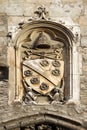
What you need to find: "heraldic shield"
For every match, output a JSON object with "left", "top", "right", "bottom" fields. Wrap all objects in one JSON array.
[
  {"left": 22, "top": 31, "right": 65, "bottom": 104},
  {"left": 22, "top": 56, "right": 64, "bottom": 104}
]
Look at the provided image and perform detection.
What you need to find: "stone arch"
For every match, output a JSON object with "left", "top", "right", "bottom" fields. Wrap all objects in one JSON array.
[
  {"left": 8, "top": 20, "right": 80, "bottom": 104},
  {"left": 3, "top": 112, "right": 84, "bottom": 130}
]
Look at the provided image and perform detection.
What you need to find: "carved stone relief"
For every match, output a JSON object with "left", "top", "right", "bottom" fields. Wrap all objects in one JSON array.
[
  {"left": 21, "top": 31, "right": 65, "bottom": 105},
  {"left": 23, "top": 123, "right": 72, "bottom": 130},
  {"left": 7, "top": 5, "right": 81, "bottom": 105}
]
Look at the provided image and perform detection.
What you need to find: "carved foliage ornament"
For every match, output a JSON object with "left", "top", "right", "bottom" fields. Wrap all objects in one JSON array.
[
  {"left": 34, "top": 5, "right": 49, "bottom": 20},
  {"left": 22, "top": 31, "right": 64, "bottom": 105}
]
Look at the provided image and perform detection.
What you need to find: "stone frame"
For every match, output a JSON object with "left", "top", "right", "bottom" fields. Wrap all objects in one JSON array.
[{"left": 8, "top": 20, "right": 80, "bottom": 104}]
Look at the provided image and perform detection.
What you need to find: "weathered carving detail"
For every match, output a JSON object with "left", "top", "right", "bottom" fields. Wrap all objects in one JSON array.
[
  {"left": 34, "top": 5, "right": 49, "bottom": 20},
  {"left": 25, "top": 125, "right": 35, "bottom": 130},
  {"left": 24, "top": 124, "right": 69, "bottom": 130},
  {"left": 22, "top": 79, "right": 37, "bottom": 104},
  {"left": 37, "top": 124, "right": 52, "bottom": 130},
  {"left": 21, "top": 31, "right": 64, "bottom": 105}
]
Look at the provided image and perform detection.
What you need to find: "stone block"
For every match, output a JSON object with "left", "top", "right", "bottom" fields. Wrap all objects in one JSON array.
[
  {"left": 0, "top": 1, "right": 8, "bottom": 13},
  {"left": 79, "top": 16, "right": 87, "bottom": 26},
  {"left": 8, "top": 16, "right": 24, "bottom": 26},
  {"left": 80, "top": 76, "right": 87, "bottom": 85},
  {"left": 23, "top": 3, "right": 35, "bottom": 16},
  {"left": 0, "top": 126, "right": 4, "bottom": 130},
  {"left": 0, "top": 81, "right": 8, "bottom": 106},
  {"left": 80, "top": 84, "right": 86, "bottom": 90},
  {"left": 50, "top": 5, "right": 65, "bottom": 17},
  {"left": 0, "top": 14, "right": 7, "bottom": 25},
  {"left": 8, "top": 0, "right": 24, "bottom": 4},
  {"left": 81, "top": 36, "right": 87, "bottom": 47},
  {"left": 25, "top": 0, "right": 52, "bottom": 4},
  {"left": 0, "top": 54, "right": 7, "bottom": 66},
  {"left": 0, "top": 45, "right": 7, "bottom": 54},
  {"left": 80, "top": 48, "right": 87, "bottom": 55},
  {"left": 0, "top": 26, "right": 7, "bottom": 36},
  {"left": 80, "top": 94, "right": 87, "bottom": 105},
  {"left": 0, "top": 37, "right": 6, "bottom": 45},
  {"left": 80, "top": 26, "right": 87, "bottom": 36},
  {"left": 83, "top": 120, "right": 87, "bottom": 129},
  {"left": 6, "top": 3, "right": 24, "bottom": 16},
  {"left": 84, "top": 6, "right": 87, "bottom": 22},
  {"left": 83, "top": 0, "right": 87, "bottom": 4},
  {"left": 0, "top": 14, "right": 7, "bottom": 36},
  {"left": 0, "top": 0, "right": 7, "bottom": 4},
  {"left": 82, "top": 65, "right": 87, "bottom": 74},
  {"left": 62, "top": 0, "right": 77, "bottom": 4}
]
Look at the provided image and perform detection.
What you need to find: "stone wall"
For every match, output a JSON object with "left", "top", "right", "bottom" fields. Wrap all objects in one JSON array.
[{"left": 0, "top": 0, "right": 87, "bottom": 130}]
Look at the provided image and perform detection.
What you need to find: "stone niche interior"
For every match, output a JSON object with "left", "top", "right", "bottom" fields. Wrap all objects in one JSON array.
[
  {"left": 8, "top": 20, "right": 80, "bottom": 105},
  {"left": 20, "top": 122, "right": 73, "bottom": 130}
]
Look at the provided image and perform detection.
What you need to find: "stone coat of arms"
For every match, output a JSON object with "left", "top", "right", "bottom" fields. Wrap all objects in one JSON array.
[{"left": 22, "top": 32, "right": 64, "bottom": 104}]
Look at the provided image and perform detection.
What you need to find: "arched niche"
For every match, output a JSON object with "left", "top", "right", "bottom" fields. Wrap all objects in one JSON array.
[{"left": 8, "top": 21, "right": 80, "bottom": 104}]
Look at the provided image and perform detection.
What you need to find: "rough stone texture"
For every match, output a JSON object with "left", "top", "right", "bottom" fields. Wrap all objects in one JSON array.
[
  {"left": 81, "top": 37, "right": 87, "bottom": 47},
  {"left": 0, "top": 0, "right": 87, "bottom": 130},
  {"left": 79, "top": 16, "right": 87, "bottom": 26},
  {"left": 80, "top": 26, "right": 87, "bottom": 36},
  {"left": 0, "top": 82, "right": 8, "bottom": 108}
]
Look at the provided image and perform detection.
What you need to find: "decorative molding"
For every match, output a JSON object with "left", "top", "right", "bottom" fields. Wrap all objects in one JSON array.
[
  {"left": 34, "top": 5, "right": 50, "bottom": 21},
  {"left": 6, "top": 5, "right": 80, "bottom": 46}
]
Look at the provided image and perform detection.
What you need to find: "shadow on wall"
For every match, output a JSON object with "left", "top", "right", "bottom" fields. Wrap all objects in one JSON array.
[{"left": 0, "top": 66, "right": 8, "bottom": 81}]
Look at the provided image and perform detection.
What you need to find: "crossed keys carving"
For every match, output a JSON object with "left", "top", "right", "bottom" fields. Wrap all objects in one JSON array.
[
  {"left": 22, "top": 45, "right": 64, "bottom": 104},
  {"left": 22, "top": 46, "right": 63, "bottom": 60}
]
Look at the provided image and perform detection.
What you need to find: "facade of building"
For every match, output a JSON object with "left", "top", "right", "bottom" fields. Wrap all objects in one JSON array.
[{"left": 0, "top": 0, "right": 87, "bottom": 130}]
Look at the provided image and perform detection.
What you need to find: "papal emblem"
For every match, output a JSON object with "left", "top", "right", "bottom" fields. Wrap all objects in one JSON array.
[
  {"left": 22, "top": 32, "right": 64, "bottom": 104},
  {"left": 22, "top": 57, "right": 64, "bottom": 104}
]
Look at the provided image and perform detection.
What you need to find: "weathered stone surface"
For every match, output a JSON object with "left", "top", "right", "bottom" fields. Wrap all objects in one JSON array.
[
  {"left": 9, "top": 0, "right": 24, "bottom": 4},
  {"left": 0, "top": 0, "right": 86, "bottom": 130},
  {"left": 0, "top": 14, "right": 7, "bottom": 37},
  {"left": 49, "top": 0, "right": 84, "bottom": 22},
  {"left": 8, "top": 16, "right": 24, "bottom": 27},
  {"left": 79, "top": 16, "right": 87, "bottom": 26},
  {"left": 0, "top": 45, "right": 7, "bottom": 65},
  {"left": 81, "top": 26, "right": 87, "bottom": 36},
  {"left": 0, "top": 81, "right": 8, "bottom": 107},
  {"left": 1, "top": 45, "right": 7, "bottom": 54},
  {"left": 6, "top": 3, "right": 24, "bottom": 16},
  {"left": 82, "top": 66, "right": 87, "bottom": 74},
  {"left": 23, "top": 3, "right": 35, "bottom": 16},
  {"left": 0, "top": 55, "right": 7, "bottom": 66},
  {"left": 0, "top": 37, "right": 6, "bottom": 45},
  {"left": 0, "top": 26, "right": 7, "bottom": 36},
  {"left": 62, "top": 0, "right": 77, "bottom": 4},
  {"left": 81, "top": 37, "right": 87, "bottom": 47},
  {"left": 80, "top": 75, "right": 87, "bottom": 105}
]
